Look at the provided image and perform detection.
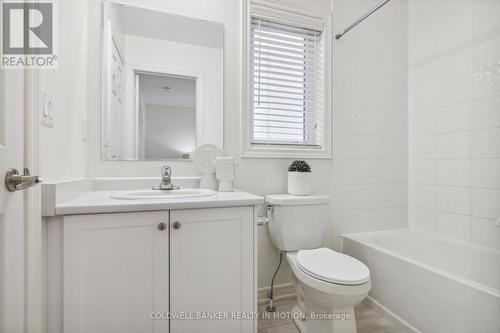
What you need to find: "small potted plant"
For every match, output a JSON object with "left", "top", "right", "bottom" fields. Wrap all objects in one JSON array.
[{"left": 288, "top": 160, "right": 312, "bottom": 196}]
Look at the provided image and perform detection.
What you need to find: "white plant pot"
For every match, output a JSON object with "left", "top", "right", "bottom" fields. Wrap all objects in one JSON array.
[{"left": 288, "top": 172, "right": 312, "bottom": 196}]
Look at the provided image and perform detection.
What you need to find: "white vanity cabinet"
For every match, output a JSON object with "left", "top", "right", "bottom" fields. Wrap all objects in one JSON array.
[
  {"left": 169, "top": 207, "right": 254, "bottom": 333},
  {"left": 63, "top": 211, "right": 170, "bottom": 333},
  {"left": 61, "top": 207, "right": 255, "bottom": 333}
]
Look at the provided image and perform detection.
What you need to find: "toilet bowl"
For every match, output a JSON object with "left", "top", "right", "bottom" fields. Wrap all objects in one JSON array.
[
  {"left": 264, "top": 194, "right": 371, "bottom": 333},
  {"left": 287, "top": 249, "right": 371, "bottom": 333}
]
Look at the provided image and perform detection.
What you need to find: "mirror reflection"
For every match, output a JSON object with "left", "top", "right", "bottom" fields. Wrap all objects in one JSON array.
[
  {"left": 101, "top": 2, "right": 224, "bottom": 161},
  {"left": 137, "top": 73, "right": 196, "bottom": 160}
]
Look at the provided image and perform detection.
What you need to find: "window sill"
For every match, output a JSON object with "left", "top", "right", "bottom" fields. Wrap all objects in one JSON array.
[{"left": 241, "top": 144, "right": 331, "bottom": 159}]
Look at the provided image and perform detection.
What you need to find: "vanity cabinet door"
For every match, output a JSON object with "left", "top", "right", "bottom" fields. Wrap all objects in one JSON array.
[
  {"left": 169, "top": 207, "right": 255, "bottom": 333},
  {"left": 63, "top": 211, "right": 169, "bottom": 333}
]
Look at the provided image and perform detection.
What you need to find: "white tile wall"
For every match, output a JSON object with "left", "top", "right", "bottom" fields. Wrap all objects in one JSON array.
[
  {"left": 410, "top": 159, "right": 435, "bottom": 184},
  {"left": 381, "top": 207, "right": 408, "bottom": 229},
  {"left": 435, "top": 132, "right": 471, "bottom": 159},
  {"left": 331, "top": 0, "right": 409, "bottom": 243},
  {"left": 331, "top": 0, "right": 499, "bottom": 251},
  {"left": 435, "top": 186, "right": 471, "bottom": 215},
  {"left": 411, "top": 184, "right": 435, "bottom": 209},
  {"left": 471, "top": 128, "right": 500, "bottom": 158},
  {"left": 470, "top": 217, "right": 500, "bottom": 250},
  {"left": 410, "top": 136, "right": 436, "bottom": 159},
  {"left": 436, "top": 103, "right": 471, "bottom": 133},
  {"left": 409, "top": 0, "right": 500, "bottom": 250},
  {"left": 471, "top": 159, "right": 500, "bottom": 188},
  {"left": 472, "top": 96, "right": 500, "bottom": 129},
  {"left": 471, "top": 188, "right": 500, "bottom": 220},
  {"left": 410, "top": 207, "right": 435, "bottom": 233},
  {"left": 435, "top": 160, "right": 471, "bottom": 187},
  {"left": 434, "top": 211, "right": 471, "bottom": 242}
]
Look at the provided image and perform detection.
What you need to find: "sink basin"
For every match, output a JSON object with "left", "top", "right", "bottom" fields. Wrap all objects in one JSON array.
[{"left": 110, "top": 188, "right": 216, "bottom": 200}]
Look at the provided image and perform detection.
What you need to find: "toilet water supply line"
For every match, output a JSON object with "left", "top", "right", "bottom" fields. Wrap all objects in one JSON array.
[
  {"left": 256, "top": 204, "right": 273, "bottom": 226},
  {"left": 267, "top": 251, "right": 284, "bottom": 313},
  {"left": 256, "top": 205, "right": 284, "bottom": 312}
]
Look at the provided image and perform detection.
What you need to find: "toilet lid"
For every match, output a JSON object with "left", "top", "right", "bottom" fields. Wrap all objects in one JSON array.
[{"left": 296, "top": 248, "right": 370, "bottom": 285}]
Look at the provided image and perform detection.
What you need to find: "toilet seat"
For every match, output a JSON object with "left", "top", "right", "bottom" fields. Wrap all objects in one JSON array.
[
  {"left": 296, "top": 248, "right": 370, "bottom": 285},
  {"left": 286, "top": 251, "right": 371, "bottom": 297}
]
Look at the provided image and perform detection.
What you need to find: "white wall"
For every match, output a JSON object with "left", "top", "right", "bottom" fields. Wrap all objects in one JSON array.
[
  {"left": 40, "top": 1, "right": 90, "bottom": 331},
  {"left": 330, "top": 0, "right": 409, "bottom": 250},
  {"left": 409, "top": 0, "right": 500, "bottom": 250},
  {"left": 144, "top": 104, "right": 196, "bottom": 159},
  {"left": 39, "top": 0, "right": 88, "bottom": 181}
]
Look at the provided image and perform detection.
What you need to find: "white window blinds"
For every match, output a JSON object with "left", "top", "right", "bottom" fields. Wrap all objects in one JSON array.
[{"left": 251, "top": 16, "right": 324, "bottom": 147}]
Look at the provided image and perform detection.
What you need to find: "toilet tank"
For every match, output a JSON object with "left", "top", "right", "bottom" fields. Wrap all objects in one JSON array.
[{"left": 265, "top": 194, "right": 330, "bottom": 251}]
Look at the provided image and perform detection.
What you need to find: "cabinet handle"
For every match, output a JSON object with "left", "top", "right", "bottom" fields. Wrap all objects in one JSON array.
[
  {"left": 172, "top": 221, "right": 182, "bottom": 230},
  {"left": 157, "top": 222, "right": 167, "bottom": 231}
]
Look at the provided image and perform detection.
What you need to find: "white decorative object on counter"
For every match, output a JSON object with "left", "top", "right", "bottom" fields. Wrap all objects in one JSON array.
[
  {"left": 215, "top": 157, "right": 238, "bottom": 192},
  {"left": 287, "top": 160, "right": 312, "bottom": 196},
  {"left": 191, "top": 143, "right": 224, "bottom": 190}
]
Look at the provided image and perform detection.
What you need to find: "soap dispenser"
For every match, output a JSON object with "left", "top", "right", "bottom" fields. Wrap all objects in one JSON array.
[{"left": 215, "top": 157, "right": 238, "bottom": 192}]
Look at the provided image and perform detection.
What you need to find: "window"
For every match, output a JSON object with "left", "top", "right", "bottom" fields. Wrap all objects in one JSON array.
[
  {"left": 242, "top": 4, "right": 331, "bottom": 158},
  {"left": 251, "top": 17, "right": 323, "bottom": 147}
]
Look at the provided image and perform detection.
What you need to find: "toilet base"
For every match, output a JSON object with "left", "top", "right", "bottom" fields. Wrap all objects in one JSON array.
[
  {"left": 291, "top": 305, "right": 307, "bottom": 332},
  {"left": 285, "top": 251, "right": 370, "bottom": 333}
]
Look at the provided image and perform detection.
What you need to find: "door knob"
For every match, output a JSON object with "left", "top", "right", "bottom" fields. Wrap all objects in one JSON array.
[
  {"left": 157, "top": 222, "right": 167, "bottom": 231},
  {"left": 173, "top": 221, "right": 182, "bottom": 230},
  {"left": 5, "top": 168, "right": 42, "bottom": 192}
]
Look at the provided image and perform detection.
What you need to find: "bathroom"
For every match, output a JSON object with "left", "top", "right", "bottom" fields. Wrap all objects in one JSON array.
[{"left": 0, "top": 0, "right": 499, "bottom": 332}]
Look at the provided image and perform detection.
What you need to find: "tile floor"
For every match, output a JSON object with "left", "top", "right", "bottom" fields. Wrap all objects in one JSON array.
[{"left": 258, "top": 298, "right": 411, "bottom": 333}]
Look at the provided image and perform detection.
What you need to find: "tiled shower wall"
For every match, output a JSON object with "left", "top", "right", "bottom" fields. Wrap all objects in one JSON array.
[
  {"left": 331, "top": 0, "right": 409, "bottom": 249},
  {"left": 409, "top": 0, "right": 500, "bottom": 250}
]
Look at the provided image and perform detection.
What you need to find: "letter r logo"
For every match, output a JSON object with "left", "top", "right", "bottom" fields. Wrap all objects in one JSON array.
[{"left": 2, "top": 2, "right": 53, "bottom": 54}]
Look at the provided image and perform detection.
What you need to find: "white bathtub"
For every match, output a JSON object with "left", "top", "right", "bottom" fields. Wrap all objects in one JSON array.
[{"left": 342, "top": 229, "right": 500, "bottom": 333}]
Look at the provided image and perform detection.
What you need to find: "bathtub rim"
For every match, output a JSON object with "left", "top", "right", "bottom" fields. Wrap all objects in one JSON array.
[{"left": 342, "top": 228, "right": 500, "bottom": 298}]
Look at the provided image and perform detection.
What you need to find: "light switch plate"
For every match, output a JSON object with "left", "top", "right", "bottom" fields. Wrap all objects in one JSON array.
[{"left": 41, "top": 90, "right": 55, "bottom": 128}]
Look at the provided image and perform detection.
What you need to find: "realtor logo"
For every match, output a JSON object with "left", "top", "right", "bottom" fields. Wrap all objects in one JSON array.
[{"left": 2, "top": 1, "right": 57, "bottom": 68}]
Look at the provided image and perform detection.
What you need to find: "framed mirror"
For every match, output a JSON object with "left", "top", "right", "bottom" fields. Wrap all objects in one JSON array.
[{"left": 101, "top": 1, "right": 224, "bottom": 161}]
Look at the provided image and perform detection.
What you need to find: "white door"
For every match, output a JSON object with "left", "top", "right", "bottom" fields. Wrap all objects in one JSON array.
[
  {"left": 111, "top": 38, "right": 125, "bottom": 160},
  {"left": 63, "top": 212, "right": 169, "bottom": 333},
  {"left": 169, "top": 207, "right": 255, "bottom": 333},
  {"left": 0, "top": 68, "right": 26, "bottom": 331},
  {"left": 102, "top": 18, "right": 125, "bottom": 160}
]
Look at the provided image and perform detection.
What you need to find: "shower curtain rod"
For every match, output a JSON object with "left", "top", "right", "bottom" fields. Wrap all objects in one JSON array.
[{"left": 335, "top": 0, "right": 391, "bottom": 40}]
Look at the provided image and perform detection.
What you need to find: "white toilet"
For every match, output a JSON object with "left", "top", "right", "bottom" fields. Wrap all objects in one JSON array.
[{"left": 265, "top": 194, "right": 371, "bottom": 333}]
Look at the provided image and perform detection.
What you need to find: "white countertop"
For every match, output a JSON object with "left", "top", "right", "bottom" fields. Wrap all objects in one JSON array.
[{"left": 54, "top": 190, "right": 264, "bottom": 215}]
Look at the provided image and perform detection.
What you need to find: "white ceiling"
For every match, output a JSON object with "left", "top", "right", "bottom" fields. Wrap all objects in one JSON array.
[
  {"left": 112, "top": 2, "right": 224, "bottom": 49},
  {"left": 139, "top": 73, "right": 196, "bottom": 108}
]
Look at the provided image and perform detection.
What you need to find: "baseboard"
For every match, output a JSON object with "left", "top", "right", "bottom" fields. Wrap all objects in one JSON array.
[
  {"left": 258, "top": 282, "right": 296, "bottom": 305},
  {"left": 365, "top": 296, "right": 421, "bottom": 333}
]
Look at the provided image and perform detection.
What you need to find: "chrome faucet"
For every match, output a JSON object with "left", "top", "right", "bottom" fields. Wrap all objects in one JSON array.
[{"left": 152, "top": 166, "right": 180, "bottom": 191}]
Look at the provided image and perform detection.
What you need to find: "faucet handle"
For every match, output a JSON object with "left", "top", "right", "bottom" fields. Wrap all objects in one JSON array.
[
  {"left": 161, "top": 166, "right": 172, "bottom": 179},
  {"left": 153, "top": 166, "right": 179, "bottom": 191}
]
